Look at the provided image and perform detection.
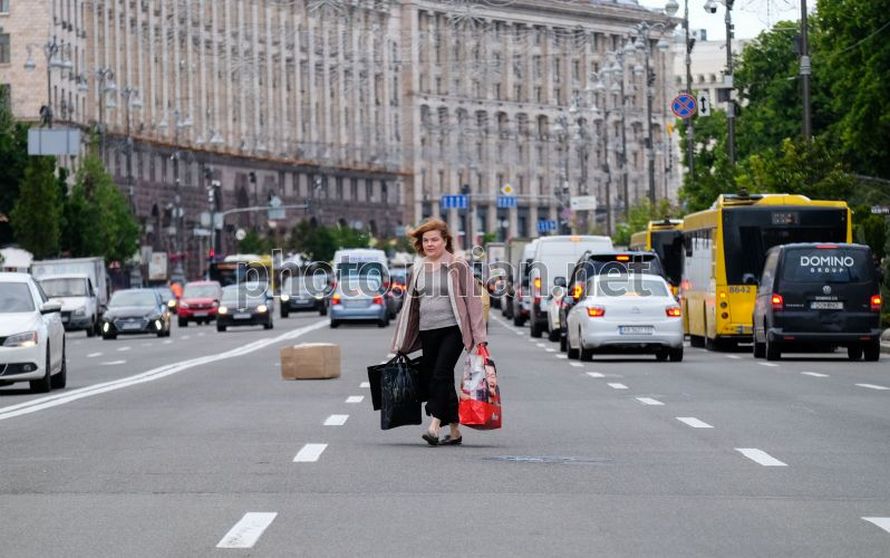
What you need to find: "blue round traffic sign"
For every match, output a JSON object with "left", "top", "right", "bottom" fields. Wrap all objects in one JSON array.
[{"left": 671, "top": 94, "right": 698, "bottom": 119}]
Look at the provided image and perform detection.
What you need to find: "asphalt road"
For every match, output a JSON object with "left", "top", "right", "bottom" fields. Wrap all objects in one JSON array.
[{"left": 2, "top": 310, "right": 890, "bottom": 557}]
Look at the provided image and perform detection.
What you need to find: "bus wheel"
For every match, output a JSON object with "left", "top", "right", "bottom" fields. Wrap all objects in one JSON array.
[
  {"left": 690, "top": 335, "right": 705, "bottom": 348},
  {"left": 766, "top": 336, "right": 781, "bottom": 361}
]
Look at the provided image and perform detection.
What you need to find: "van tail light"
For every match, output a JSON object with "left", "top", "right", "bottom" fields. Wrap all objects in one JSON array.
[
  {"left": 770, "top": 294, "right": 784, "bottom": 311},
  {"left": 665, "top": 306, "right": 682, "bottom": 318},
  {"left": 372, "top": 295, "right": 384, "bottom": 305},
  {"left": 871, "top": 294, "right": 882, "bottom": 312},
  {"left": 533, "top": 295, "right": 541, "bottom": 306},
  {"left": 332, "top": 294, "right": 342, "bottom": 306},
  {"left": 587, "top": 306, "right": 606, "bottom": 318},
  {"left": 533, "top": 277, "right": 542, "bottom": 291},
  {"left": 572, "top": 284, "right": 583, "bottom": 300}
]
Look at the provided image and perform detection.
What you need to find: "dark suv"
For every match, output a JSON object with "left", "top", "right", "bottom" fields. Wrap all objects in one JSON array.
[
  {"left": 558, "top": 251, "right": 667, "bottom": 352},
  {"left": 753, "top": 243, "right": 883, "bottom": 361}
]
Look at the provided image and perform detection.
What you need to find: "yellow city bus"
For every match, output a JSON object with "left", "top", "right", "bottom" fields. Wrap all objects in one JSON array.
[
  {"left": 209, "top": 254, "right": 276, "bottom": 292},
  {"left": 681, "top": 193, "right": 852, "bottom": 350},
  {"left": 629, "top": 219, "right": 684, "bottom": 294}
]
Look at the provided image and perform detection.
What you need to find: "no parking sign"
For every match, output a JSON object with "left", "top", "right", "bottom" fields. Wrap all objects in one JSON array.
[{"left": 671, "top": 94, "right": 698, "bottom": 119}]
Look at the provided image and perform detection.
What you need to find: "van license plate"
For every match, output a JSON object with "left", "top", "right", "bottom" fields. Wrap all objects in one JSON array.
[
  {"left": 619, "top": 326, "right": 654, "bottom": 335},
  {"left": 810, "top": 301, "right": 843, "bottom": 310}
]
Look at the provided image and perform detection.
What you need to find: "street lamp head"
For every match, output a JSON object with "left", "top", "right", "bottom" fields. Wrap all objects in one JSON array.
[
  {"left": 657, "top": 38, "right": 671, "bottom": 51},
  {"left": 633, "top": 64, "right": 645, "bottom": 77},
  {"left": 23, "top": 55, "right": 37, "bottom": 71},
  {"left": 130, "top": 95, "right": 143, "bottom": 110},
  {"left": 105, "top": 96, "right": 118, "bottom": 110},
  {"left": 210, "top": 131, "right": 225, "bottom": 146},
  {"left": 77, "top": 76, "right": 88, "bottom": 93},
  {"left": 704, "top": 0, "right": 719, "bottom": 14},
  {"left": 664, "top": 0, "right": 679, "bottom": 16},
  {"left": 104, "top": 79, "right": 118, "bottom": 94}
]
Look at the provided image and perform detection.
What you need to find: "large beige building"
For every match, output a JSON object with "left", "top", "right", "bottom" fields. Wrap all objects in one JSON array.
[{"left": 2, "top": 0, "right": 675, "bottom": 274}]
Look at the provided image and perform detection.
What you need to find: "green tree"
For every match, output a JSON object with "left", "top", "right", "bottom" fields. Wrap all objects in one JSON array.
[
  {"left": 238, "top": 229, "right": 273, "bottom": 254},
  {"left": 816, "top": 0, "right": 890, "bottom": 180},
  {"left": 677, "top": 112, "right": 737, "bottom": 212},
  {"left": 65, "top": 152, "right": 139, "bottom": 263},
  {"left": 289, "top": 220, "right": 338, "bottom": 262},
  {"left": 0, "top": 99, "right": 30, "bottom": 245},
  {"left": 10, "top": 156, "right": 62, "bottom": 259},
  {"left": 612, "top": 198, "right": 679, "bottom": 246}
]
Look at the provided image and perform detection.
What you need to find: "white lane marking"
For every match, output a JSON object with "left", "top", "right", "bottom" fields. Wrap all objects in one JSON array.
[
  {"left": 324, "top": 414, "right": 349, "bottom": 426},
  {"left": 345, "top": 396, "right": 364, "bottom": 404},
  {"left": 182, "top": 335, "right": 191, "bottom": 340},
  {"left": 100, "top": 360, "right": 127, "bottom": 366},
  {"left": 536, "top": 343, "right": 546, "bottom": 348},
  {"left": 0, "top": 320, "right": 328, "bottom": 423},
  {"left": 545, "top": 348, "right": 556, "bottom": 353},
  {"left": 86, "top": 352, "right": 103, "bottom": 358},
  {"left": 726, "top": 355, "right": 741, "bottom": 360},
  {"left": 293, "top": 443, "right": 327, "bottom": 463},
  {"left": 636, "top": 397, "right": 664, "bottom": 406},
  {"left": 555, "top": 354, "right": 567, "bottom": 360},
  {"left": 862, "top": 517, "right": 890, "bottom": 534},
  {"left": 676, "top": 417, "right": 714, "bottom": 429},
  {"left": 387, "top": 353, "right": 395, "bottom": 358},
  {"left": 607, "top": 383, "right": 628, "bottom": 390},
  {"left": 217, "top": 512, "right": 278, "bottom": 549},
  {"left": 587, "top": 372, "right": 605, "bottom": 379},
  {"left": 735, "top": 448, "right": 788, "bottom": 467},
  {"left": 801, "top": 371, "right": 829, "bottom": 378},
  {"left": 360, "top": 382, "right": 371, "bottom": 389},
  {"left": 757, "top": 362, "right": 779, "bottom": 368},
  {"left": 569, "top": 362, "right": 583, "bottom": 368},
  {"left": 162, "top": 339, "right": 173, "bottom": 345},
  {"left": 197, "top": 332, "right": 206, "bottom": 337},
  {"left": 141, "top": 343, "right": 152, "bottom": 347},
  {"left": 379, "top": 361, "right": 388, "bottom": 365},
  {"left": 117, "top": 346, "right": 131, "bottom": 352},
  {"left": 856, "top": 383, "right": 890, "bottom": 391}
]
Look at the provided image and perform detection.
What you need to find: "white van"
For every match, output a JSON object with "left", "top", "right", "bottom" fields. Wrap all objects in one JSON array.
[
  {"left": 511, "top": 239, "right": 539, "bottom": 326},
  {"left": 527, "top": 235, "right": 613, "bottom": 337}
]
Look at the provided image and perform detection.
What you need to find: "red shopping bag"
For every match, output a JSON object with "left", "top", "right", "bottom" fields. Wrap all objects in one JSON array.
[{"left": 459, "top": 345, "right": 502, "bottom": 430}]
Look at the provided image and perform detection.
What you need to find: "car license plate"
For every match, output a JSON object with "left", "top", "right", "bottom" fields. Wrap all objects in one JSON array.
[
  {"left": 121, "top": 322, "right": 142, "bottom": 331},
  {"left": 61, "top": 316, "right": 69, "bottom": 323},
  {"left": 344, "top": 300, "right": 366, "bottom": 308},
  {"left": 234, "top": 313, "right": 251, "bottom": 320},
  {"left": 810, "top": 301, "right": 843, "bottom": 310},
  {"left": 194, "top": 312, "right": 209, "bottom": 317},
  {"left": 619, "top": 326, "right": 654, "bottom": 335}
]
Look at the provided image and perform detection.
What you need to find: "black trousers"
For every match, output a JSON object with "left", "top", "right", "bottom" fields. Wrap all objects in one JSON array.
[{"left": 419, "top": 325, "right": 463, "bottom": 426}]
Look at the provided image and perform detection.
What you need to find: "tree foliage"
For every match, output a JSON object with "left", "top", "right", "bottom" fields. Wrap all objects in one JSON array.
[
  {"left": 612, "top": 198, "right": 680, "bottom": 247},
  {"left": 0, "top": 100, "right": 30, "bottom": 245},
  {"left": 677, "top": 111, "right": 736, "bottom": 212},
  {"left": 287, "top": 220, "right": 371, "bottom": 262},
  {"left": 10, "top": 156, "right": 62, "bottom": 259}
]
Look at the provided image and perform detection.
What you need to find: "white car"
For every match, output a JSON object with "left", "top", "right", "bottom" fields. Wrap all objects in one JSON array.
[
  {"left": 0, "top": 273, "right": 67, "bottom": 392},
  {"left": 546, "top": 285, "right": 566, "bottom": 342},
  {"left": 566, "top": 274, "right": 683, "bottom": 362}
]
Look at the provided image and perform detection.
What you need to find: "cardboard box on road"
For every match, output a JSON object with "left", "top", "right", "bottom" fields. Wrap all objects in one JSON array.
[{"left": 280, "top": 343, "right": 341, "bottom": 380}]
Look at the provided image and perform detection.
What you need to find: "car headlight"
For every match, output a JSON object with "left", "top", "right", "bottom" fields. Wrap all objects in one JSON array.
[
  {"left": 4, "top": 331, "right": 38, "bottom": 348},
  {"left": 73, "top": 306, "right": 86, "bottom": 316},
  {"left": 102, "top": 322, "right": 111, "bottom": 333},
  {"left": 257, "top": 304, "right": 268, "bottom": 313},
  {"left": 218, "top": 306, "right": 228, "bottom": 315},
  {"left": 167, "top": 300, "right": 177, "bottom": 308},
  {"left": 280, "top": 294, "right": 290, "bottom": 302}
]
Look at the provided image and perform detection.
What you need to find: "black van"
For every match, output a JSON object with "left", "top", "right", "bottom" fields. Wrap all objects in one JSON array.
[{"left": 752, "top": 243, "right": 883, "bottom": 361}]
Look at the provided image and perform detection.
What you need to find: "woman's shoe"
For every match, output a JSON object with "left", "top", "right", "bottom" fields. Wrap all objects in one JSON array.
[
  {"left": 422, "top": 432, "right": 439, "bottom": 446},
  {"left": 440, "top": 435, "right": 462, "bottom": 446}
]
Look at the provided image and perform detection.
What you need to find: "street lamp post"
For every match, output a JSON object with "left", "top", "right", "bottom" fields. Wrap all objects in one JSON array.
[
  {"left": 23, "top": 37, "right": 74, "bottom": 128},
  {"left": 705, "top": 0, "right": 736, "bottom": 165},
  {"left": 800, "top": 0, "right": 812, "bottom": 140},
  {"left": 664, "top": 0, "right": 695, "bottom": 190},
  {"left": 95, "top": 67, "right": 117, "bottom": 160},
  {"left": 119, "top": 87, "right": 143, "bottom": 208},
  {"left": 167, "top": 110, "right": 192, "bottom": 282},
  {"left": 552, "top": 111, "right": 572, "bottom": 235}
]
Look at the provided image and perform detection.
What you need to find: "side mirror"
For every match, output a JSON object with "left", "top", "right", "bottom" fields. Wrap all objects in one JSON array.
[
  {"left": 40, "top": 301, "right": 62, "bottom": 315},
  {"left": 554, "top": 276, "right": 567, "bottom": 288}
]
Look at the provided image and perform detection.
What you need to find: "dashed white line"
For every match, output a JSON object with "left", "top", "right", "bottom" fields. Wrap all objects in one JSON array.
[
  {"left": 293, "top": 443, "right": 327, "bottom": 463},
  {"left": 735, "top": 448, "right": 788, "bottom": 467},
  {"left": 555, "top": 354, "right": 567, "bottom": 360},
  {"left": 536, "top": 343, "right": 546, "bottom": 348},
  {"left": 345, "top": 396, "right": 364, "bottom": 404},
  {"left": 586, "top": 372, "right": 605, "bottom": 379},
  {"left": 162, "top": 339, "right": 173, "bottom": 345},
  {"left": 636, "top": 397, "right": 664, "bottom": 406},
  {"left": 181, "top": 335, "right": 191, "bottom": 340},
  {"left": 360, "top": 382, "right": 371, "bottom": 389},
  {"left": 726, "top": 355, "right": 742, "bottom": 360},
  {"left": 757, "top": 362, "right": 779, "bottom": 368},
  {"left": 856, "top": 383, "right": 890, "bottom": 391},
  {"left": 569, "top": 362, "right": 583, "bottom": 368},
  {"left": 100, "top": 360, "right": 126, "bottom": 366},
  {"left": 197, "top": 332, "right": 206, "bottom": 337},
  {"left": 141, "top": 343, "right": 152, "bottom": 347},
  {"left": 117, "top": 346, "right": 131, "bottom": 352},
  {"left": 862, "top": 517, "right": 890, "bottom": 534},
  {"left": 217, "top": 512, "right": 278, "bottom": 549},
  {"left": 86, "top": 352, "right": 103, "bottom": 358},
  {"left": 801, "top": 371, "right": 829, "bottom": 378},
  {"left": 545, "top": 348, "right": 556, "bottom": 353},
  {"left": 387, "top": 353, "right": 396, "bottom": 358},
  {"left": 324, "top": 414, "right": 349, "bottom": 426},
  {"left": 607, "top": 383, "right": 628, "bottom": 390},
  {"left": 676, "top": 417, "right": 714, "bottom": 429}
]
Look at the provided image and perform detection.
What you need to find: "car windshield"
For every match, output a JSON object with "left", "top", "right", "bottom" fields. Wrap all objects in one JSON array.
[
  {"left": 155, "top": 289, "right": 173, "bottom": 302},
  {"left": 287, "top": 275, "right": 326, "bottom": 294},
  {"left": 109, "top": 291, "right": 157, "bottom": 308},
  {"left": 781, "top": 247, "right": 874, "bottom": 284},
  {"left": 221, "top": 288, "right": 263, "bottom": 305},
  {"left": 40, "top": 278, "right": 88, "bottom": 297},
  {"left": 594, "top": 277, "right": 669, "bottom": 298},
  {"left": 183, "top": 285, "right": 219, "bottom": 298},
  {"left": 0, "top": 283, "right": 36, "bottom": 313}
]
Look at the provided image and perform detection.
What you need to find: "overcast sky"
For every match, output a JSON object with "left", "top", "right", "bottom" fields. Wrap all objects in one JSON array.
[{"left": 637, "top": 0, "right": 810, "bottom": 41}]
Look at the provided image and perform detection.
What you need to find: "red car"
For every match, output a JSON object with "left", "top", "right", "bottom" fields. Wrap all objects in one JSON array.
[{"left": 177, "top": 280, "right": 222, "bottom": 327}]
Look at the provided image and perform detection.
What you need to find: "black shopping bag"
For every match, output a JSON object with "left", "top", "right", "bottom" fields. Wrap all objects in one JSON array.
[
  {"left": 380, "top": 356, "right": 425, "bottom": 430},
  {"left": 367, "top": 354, "right": 424, "bottom": 411}
]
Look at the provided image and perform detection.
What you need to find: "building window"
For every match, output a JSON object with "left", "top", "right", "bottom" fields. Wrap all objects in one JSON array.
[
  {"left": 0, "top": 1, "right": 8, "bottom": 14},
  {"left": 0, "top": 33, "right": 10, "bottom": 65}
]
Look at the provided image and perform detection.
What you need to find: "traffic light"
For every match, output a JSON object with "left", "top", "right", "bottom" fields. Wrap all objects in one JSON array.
[
  {"left": 207, "top": 187, "right": 215, "bottom": 205},
  {"left": 207, "top": 247, "right": 215, "bottom": 261}
]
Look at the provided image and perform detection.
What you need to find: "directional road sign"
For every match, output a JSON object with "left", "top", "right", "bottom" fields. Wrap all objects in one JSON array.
[
  {"left": 537, "top": 219, "right": 558, "bottom": 233},
  {"left": 671, "top": 94, "right": 698, "bottom": 119},
  {"left": 440, "top": 195, "right": 468, "bottom": 209},
  {"left": 698, "top": 92, "right": 711, "bottom": 117},
  {"left": 497, "top": 195, "right": 517, "bottom": 209}
]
